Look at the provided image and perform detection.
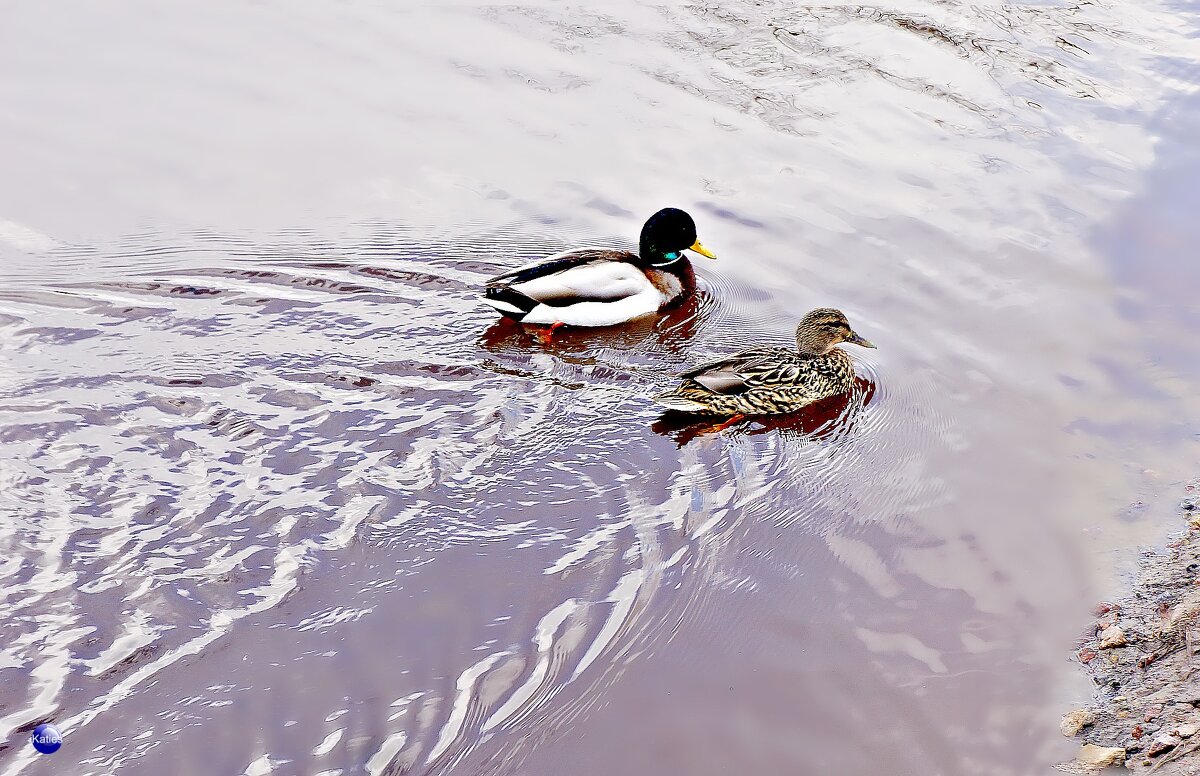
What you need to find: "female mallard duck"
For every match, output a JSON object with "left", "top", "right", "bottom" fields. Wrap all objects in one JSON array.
[
  {"left": 655, "top": 308, "right": 875, "bottom": 417},
  {"left": 482, "top": 207, "right": 715, "bottom": 328}
]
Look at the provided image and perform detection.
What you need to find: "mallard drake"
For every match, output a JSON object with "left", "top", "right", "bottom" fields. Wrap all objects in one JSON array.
[
  {"left": 655, "top": 308, "right": 875, "bottom": 417},
  {"left": 482, "top": 207, "right": 715, "bottom": 328}
]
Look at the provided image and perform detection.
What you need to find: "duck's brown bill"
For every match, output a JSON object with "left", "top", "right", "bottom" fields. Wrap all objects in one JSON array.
[
  {"left": 688, "top": 240, "right": 716, "bottom": 259},
  {"left": 847, "top": 332, "right": 876, "bottom": 349}
]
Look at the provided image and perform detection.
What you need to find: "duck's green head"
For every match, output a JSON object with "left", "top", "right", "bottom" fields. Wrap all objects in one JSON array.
[
  {"left": 795, "top": 308, "right": 876, "bottom": 355},
  {"left": 639, "top": 208, "right": 716, "bottom": 267}
]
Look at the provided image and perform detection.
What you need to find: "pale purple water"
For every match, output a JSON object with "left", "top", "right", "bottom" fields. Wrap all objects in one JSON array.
[{"left": 1, "top": 2, "right": 1199, "bottom": 774}]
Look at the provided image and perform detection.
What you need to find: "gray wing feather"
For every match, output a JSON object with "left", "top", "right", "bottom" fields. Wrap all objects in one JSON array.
[{"left": 685, "top": 349, "right": 799, "bottom": 395}]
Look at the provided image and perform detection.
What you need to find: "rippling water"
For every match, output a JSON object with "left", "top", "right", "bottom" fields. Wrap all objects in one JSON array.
[{"left": 2, "top": 1, "right": 1199, "bottom": 774}]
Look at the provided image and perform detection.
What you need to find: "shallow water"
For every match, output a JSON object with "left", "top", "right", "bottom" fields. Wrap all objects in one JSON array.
[{"left": 1, "top": 1, "right": 1199, "bottom": 774}]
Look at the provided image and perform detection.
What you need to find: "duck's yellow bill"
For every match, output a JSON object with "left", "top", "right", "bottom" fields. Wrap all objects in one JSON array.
[{"left": 689, "top": 240, "right": 716, "bottom": 259}]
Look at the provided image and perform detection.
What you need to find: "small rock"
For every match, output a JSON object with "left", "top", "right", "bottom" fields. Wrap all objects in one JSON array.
[
  {"left": 1145, "top": 703, "right": 1165, "bottom": 722},
  {"left": 1061, "top": 709, "right": 1096, "bottom": 737},
  {"left": 1189, "top": 515, "right": 1200, "bottom": 531},
  {"left": 1099, "top": 625, "right": 1128, "bottom": 649},
  {"left": 1078, "top": 647, "right": 1098, "bottom": 664},
  {"left": 1094, "top": 602, "right": 1118, "bottom": 616},
  {"left": 1175, "top": 722, "right": 1200, "bottom": 738},
  {"left": 1076, "top": 744, "right": 1126, "bottom": 770},
  {"left": 1132, "top": 724, "right": 1145, "bottom": 740},
  {"left": 1147, "top": 733, "right": 1180, "bottom": 757}
]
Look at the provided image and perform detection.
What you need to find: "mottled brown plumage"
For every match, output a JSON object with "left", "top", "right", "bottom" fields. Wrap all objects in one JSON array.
[{"left": 654, "top": 309, "right": 876, "bottom": 416}]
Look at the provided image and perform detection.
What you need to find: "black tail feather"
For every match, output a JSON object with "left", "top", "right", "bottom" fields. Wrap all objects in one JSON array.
[{"left": 483, "top": 285, "right": 539, "bottom": 321}]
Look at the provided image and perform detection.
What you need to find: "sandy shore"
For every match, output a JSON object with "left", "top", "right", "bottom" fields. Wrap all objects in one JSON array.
[{"left": 1062, "top": 479, "right": 1200, "bottom": 773}]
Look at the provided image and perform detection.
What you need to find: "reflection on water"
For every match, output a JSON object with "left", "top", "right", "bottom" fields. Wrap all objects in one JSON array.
[{"left": 1, "top": 0, "right": 1199, "bottom": 775}]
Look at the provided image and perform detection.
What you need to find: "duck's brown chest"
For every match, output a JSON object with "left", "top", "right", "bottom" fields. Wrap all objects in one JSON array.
[{"left": 643, "top": 263, "right": 694, "bottom": 304}]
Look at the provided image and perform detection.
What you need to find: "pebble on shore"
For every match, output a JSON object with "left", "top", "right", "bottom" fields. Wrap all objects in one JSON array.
[
  {"left": 1075, "top": 743, "right": 1126, "bottom": 770},
  {"left": 1098, "top": 625, "right": 1128, "bottom": 649},
  {"left": 1147, "top": 733, "right": 1181, "bottom": 757},
  {"left": 1062, "top": 709, "right": 1097, "bottom": 737}
]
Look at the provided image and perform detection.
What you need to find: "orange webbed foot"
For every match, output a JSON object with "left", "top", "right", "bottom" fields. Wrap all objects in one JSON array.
[
  {"left": 537, "top": 321, "right": 566, "bottom": 344},
  {"left": 708, "top": 413, "right": 746, "bottom": 432}
]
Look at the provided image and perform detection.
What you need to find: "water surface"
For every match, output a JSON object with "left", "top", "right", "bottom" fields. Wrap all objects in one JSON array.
[{"left": 2, "top": 1, "right": 1199, "bottom": 774}]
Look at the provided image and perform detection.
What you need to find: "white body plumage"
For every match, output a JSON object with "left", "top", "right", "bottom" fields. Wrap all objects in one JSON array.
[{"left": 483, "top": 248, "right": 676, "bottom": 327}]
